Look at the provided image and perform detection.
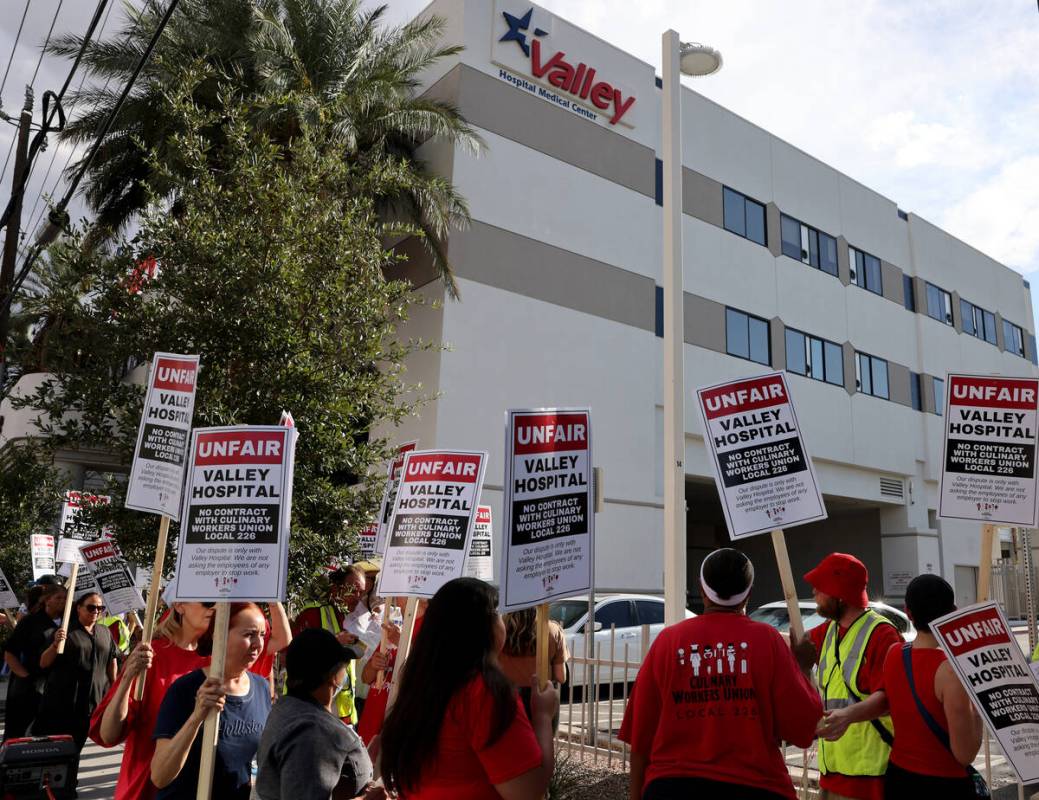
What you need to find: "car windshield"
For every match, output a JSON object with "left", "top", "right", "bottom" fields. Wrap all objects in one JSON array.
[
  {"left": 748, "top": 606, "right": 827, "bottom": 633},
  {"left": 549, "top": 601, "right": 587, "bottom": 630}
]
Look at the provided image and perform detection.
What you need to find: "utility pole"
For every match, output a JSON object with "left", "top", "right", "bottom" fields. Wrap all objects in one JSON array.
[{"left": 0, "top": 86, "right": 34, "bottom": 384}]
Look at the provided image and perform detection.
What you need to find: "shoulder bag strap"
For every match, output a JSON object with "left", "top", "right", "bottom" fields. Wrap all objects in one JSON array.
[{"left": 901, "top": 643, "right": 952, "bottom": 750}]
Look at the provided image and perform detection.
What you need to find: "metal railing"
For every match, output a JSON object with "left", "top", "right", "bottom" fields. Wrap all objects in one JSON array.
[{"left": 992, "top": 557, "right": 1038, "bottom": 620}]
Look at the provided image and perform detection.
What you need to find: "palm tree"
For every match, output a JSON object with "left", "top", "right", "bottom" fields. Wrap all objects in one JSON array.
[{"left": 49, "top": 0, "right": 481, "bottom": 297}]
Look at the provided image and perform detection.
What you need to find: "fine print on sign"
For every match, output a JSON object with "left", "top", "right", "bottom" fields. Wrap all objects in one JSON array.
[
  {"left": 696, "top": 373, "right": 826, "bottom": 539},
  {"left": 357, "top": 522, "right": 378, "bottom": 559},
  {"left": 56, "top": 491, "right": 112, "bottom": 564},
  {"left": 171, "top": 426, "right": 297, "bottom": 602},
  {"left": 373, "top": 441, "right": 419, "bottom": 555},
  {"left": 463, "top": 505, "right": 494, "bottom": 581},
  {"left": 939, "top": 374, "right": 1039, "bottom": 527},
  {"left": 377, "top": 450, "right": 487, "bottom": 598},
  {"left": 501, "top": 409, "right": 593, "bottom": 612},
  {"left": 80, "top": 540, "right": 145, "bottom": 618},
  {"left": 126, "top": 353, "right": 200, "bottom": 521},
  {"left": 0, "top": 567, "right": 18, "bottom": 609},
  {"left": 30, "top": 534, "right": 55, "bottom": 580},
  {"left": 932, "top": 601, "right": 1039, "bottom": 784}
]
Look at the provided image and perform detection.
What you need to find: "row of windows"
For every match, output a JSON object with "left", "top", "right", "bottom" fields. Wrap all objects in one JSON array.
[
  {"left": 724, "top": 306, "right": 946, "bottom": 413},
  {"left": 721, "top": 188, "right": 1031, "bottom": 360}
]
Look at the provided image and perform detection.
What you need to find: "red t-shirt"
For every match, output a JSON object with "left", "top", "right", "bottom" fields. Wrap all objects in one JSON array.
[
  {"left": 403, "top": 674, "right": 542, "bottom": 800},
  {"left": 618, "top": 614, "right": 821, "bottom": 799},
  {"left": 882, "top": 645, "right": 967, "bottom": 778},
  {"left": 810, "top": 618, "right": 902, "bottom": 800},
  {"left": 88, "top": 638, "right": 209, "bottom": 800}
]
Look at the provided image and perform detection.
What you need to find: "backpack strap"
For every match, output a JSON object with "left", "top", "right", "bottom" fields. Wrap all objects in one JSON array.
[{"left": 901, "top": 643, "right": 952, "bottom": 750}]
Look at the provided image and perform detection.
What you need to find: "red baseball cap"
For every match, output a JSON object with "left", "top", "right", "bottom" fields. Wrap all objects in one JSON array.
[{"left": 804, "top": 553, "right": 869, "bottom": 608}]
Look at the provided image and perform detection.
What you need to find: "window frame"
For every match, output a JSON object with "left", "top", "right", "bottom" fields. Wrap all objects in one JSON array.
[
  {"left": 849, "top": 246, "right": 883, "bottom": 295},
  {"left": 1004, "top": 320, "right": 1026, "bottom": 357},
  {"left": 723, "top": 186, "right": 767, "bottom": 247},
  {"left": 855, "top": 352, "right": 889, "bottom": 400},
  {"left": 726, "top": 307, "right": 771, "bottom": 366},
  {"left": 910, "top": 372, "right": 922, "bottom": 411},
  {"left": 933, "top": 377, "right": 945, "bottom": 416},
  {"left": 925, "top": 282, "right": 954, "bottom": 326},
  {"left": 903, "top": 275, "right": 915, "bottom": 312},
  {"left": 779, "top": 213, "right": 838, "bottom": 277},
  {"left": 785, "top": 326, "right": 843, "bottom": 387}
]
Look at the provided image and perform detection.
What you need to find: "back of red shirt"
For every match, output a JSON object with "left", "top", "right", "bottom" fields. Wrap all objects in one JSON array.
[
  {"left": 88, "top": 638, "right": 208, "bottom": 800},
  {"left": 882, "top": 645, "right": 967, "bottom": 778},
  {"left": 618, "top": 614, "right": 821, "bottom": 799}
]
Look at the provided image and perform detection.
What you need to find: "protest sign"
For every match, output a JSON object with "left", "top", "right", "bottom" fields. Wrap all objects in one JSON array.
[
  {"left": 500, "top": 409, "right": 593, "bottom": 613},
  {"left": 0, "top": 567, "right": 18, "bottom": 610},
  {"left": 358, "top": 522, "right": 378, "bottom": 559},
  {"left": 30, "top": 534, "right": 55, "bottom": 580},
  {"left": 463, "top": 505, "right": 494, "bottom": 581},
  {"left": 170, "top": 426, "right": 298, "bottom": 602},
  {"left": 376, "top": 450, "right": 487, "bottom": 598},
  {"left": 939, "top": 374, "right": 1039, "bottom": 526},
  {"left": 80, "top": 540, "right": 145, "bottom": 617},
  {"left": 125, "top": 353, "right": 200, "bottom": 520},
  {"left": 696, "top": 373, "right": 826, "bottom": 539},
  {"left": 60, "top": 557, "right": 99, "bottom": 599},
  {"left": 932, "top": 601, "right": 1039, "bottom": 783},
  {"left": 374, "top": 440, "right": 419, "bottom": 554},
  {"left": 56, "top": 491, "right": 112, "bottom": 563}
]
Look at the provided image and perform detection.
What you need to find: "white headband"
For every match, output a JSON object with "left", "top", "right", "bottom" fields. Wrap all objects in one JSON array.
[{"left": 700, "top": 552, "right": 753, "bottom": 607}]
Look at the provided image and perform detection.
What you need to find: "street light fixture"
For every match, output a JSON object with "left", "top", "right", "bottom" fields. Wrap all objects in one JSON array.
[{"left": 661, "top": 31, "right": 722, "bottom": 624}]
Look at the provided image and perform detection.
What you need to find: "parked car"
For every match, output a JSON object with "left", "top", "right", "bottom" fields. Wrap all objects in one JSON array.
[
  {"left": 749, "top": 600, "right": 916, "bottom": 642},
  {"left": 548, "top": 594, "right": 695, "bottom": 688}
]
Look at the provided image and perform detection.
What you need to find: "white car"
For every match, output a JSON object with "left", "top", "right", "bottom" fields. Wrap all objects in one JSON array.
[
  {"left": 548, "top": 594, "right": 695, "bottom": 687},
  {"left": 748, "top": 600, "right": 916, "bottom": 642}
]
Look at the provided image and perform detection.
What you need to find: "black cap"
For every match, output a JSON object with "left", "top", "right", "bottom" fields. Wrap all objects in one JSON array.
[{"left": 285, "top": 628, "right": 352, "bottom": 693}]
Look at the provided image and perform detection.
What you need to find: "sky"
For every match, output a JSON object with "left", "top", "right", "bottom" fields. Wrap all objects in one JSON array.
[{"left": 1, "top": 1, "right": 1036, "bottom": 322}]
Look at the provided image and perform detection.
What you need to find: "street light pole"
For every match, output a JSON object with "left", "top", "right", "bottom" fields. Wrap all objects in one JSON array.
[
  {"left": 661, "top": 33, "right": 722, "bottom": 625},
  {"left": 661, "top": 30, "right": 686, "bottom": 625}
]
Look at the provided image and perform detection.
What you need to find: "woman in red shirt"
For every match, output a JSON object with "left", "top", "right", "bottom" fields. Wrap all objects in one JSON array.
[
  {"left": 619, "top": 548, "right": 822, "bottom": 800},
  {"left": 88, "top": 601, "right": 214, "bottom": 800},
  {"left": 818, "top": 574, "right": 982, "bottom": 798},
  {"left": 380, "top": 578, "right": 558, "bottom": 800}
]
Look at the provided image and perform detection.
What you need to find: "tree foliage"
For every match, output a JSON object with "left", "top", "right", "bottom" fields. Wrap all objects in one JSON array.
[{"left": 12, "top": 72, "right": 436, "bottom": 598}]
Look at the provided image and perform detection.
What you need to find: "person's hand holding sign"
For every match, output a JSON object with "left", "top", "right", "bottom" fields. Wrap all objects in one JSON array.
[
  {"left": 192, "top": 677, "right": 226, "bottom": 721},
  {"left": 124, "top": 642, "right": 154, "bottom": 679}
]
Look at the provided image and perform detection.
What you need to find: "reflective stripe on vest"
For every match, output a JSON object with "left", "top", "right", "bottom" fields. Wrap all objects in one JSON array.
[
  {"left": 817, "top": 610, "right": 894, "bottom": 778},
  {"left": 308, "top": 603, "right": 357, "bottom": 723}
]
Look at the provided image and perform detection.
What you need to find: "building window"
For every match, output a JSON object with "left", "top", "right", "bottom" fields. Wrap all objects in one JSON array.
[
  {"left": 723, "top": 187, "right": 767, "bottom": 247},
  {"left": 1004, "top": 320, "right": 1025, "bottom": 357},
  {"left": 855, "top": 352, "right": 889, "bottom": 399},
  {"left": 654, "top": 285, "right": 663, "bottom": 338},
  {"left": 726, "top": 308, "right": 770, "bottom": 365},
  {"left": 903, "top": 275, "right": 915, "bottom": 311},
  {"left": 925, "top": 282, "right": 954, "bottom": 326},
  {"left": 849, "top": 246, "right": 883, "bottom": 295},
  {"left": 785, "top": 327, "right": 843, "bottom": 386},
  {"left": 779, "top": 214, "right": 838, "bottom": 276},
  {"left": 982, "top": 311, "right": 997, "bottom": 345},
  {"left": 910, "top": 372, "right": 922, "bottom": 411},
  {"left": 933, "top": 377, "right": 945, "bottom": 416},
  {"left": 960, "top": 299, "right": 997, "bottom": 345}
]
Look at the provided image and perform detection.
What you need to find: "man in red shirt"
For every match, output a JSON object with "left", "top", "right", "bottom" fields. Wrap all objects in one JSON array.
[
  {"left": 804, "top": 553, "right": 902, "bottom": 800},
  {"left": 619, "top": 548, "right": 821, "bottom": 800}
]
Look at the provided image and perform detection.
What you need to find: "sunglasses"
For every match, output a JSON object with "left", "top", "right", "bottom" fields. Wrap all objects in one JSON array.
[
  {"left": 84, "top": 604, "right": 106, "bottom": 613},
  {"left": 201, "top": 602, "right": 216, "bottom": 609}
]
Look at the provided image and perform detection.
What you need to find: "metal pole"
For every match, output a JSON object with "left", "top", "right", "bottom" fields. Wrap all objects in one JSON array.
[
  {"left": 0, "top": 87, "right": 34, "bottom": 382},
  {"left": 1023, "top": 528, "right": 1036, "bottom": 658},
  {"left": 662, "top": 29, "right": 687, "bottom": 626}
]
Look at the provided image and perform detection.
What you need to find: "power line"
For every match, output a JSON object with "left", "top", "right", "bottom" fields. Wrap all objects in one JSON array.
[
  {"left": 22, "top": 0, "right": 118, "bottom": 242},
  {"left": 1, "top": 0, "right": 182, "bottom": 322},
  {"left": 0, "top": 0, "right": 32, "bottom": 100},
  {"left": 0, "top": 0, "right": 66, "bottom": 186}
]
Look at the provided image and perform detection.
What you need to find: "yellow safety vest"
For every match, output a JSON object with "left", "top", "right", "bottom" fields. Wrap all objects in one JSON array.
[
  {"left": 101, "top": 615, "right": 130, "bottom": 654},
  {"left": 302, "top": 603, "right": 358, "bottom": 723},
  {"left": 817, "top": 610, "right": 895, "bottom": 777}
]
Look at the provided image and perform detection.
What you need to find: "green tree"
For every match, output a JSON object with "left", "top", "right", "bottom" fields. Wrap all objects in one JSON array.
[
  {"left": 13, "top": 73, "right": 435, "bottom": 598},
  {"left": 50, "top": 0, "right": 480, "bottom": 296}
]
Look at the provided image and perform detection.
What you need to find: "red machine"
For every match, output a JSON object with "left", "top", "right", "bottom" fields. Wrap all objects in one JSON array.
[{"left": 0, "top": 736, "right": 77, "bottom": 800}]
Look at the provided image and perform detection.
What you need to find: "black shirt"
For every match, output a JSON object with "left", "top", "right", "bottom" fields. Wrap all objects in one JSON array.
[
  {"left": 4, "top": 610, "right": 59, "bottom": 680},
  {"left": 38, "top": 618, "right": 115, "bottom": 719}
]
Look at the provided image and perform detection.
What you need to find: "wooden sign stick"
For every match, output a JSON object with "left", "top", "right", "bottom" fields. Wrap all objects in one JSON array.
[
  {"left": 771, "top": 529, "right": 804, "bottom": 641},
  {"left": 196, "top": 602, "right": 230, "bottom": 800},
  {"left": 375, "top": 605, "right": 392, "bottom": 692},
  {"left": 57, "top": 563, "right": 79, "bottom": 654},
  {"left": 535, "top": 603, "right": 550, "bottom": 690},
  {"left": 385, "top": 597, "right": 420, "bottom": 714},
  {"left": 134, "top": 515, "right": 171, "bottom": 701},
  {"left": 978, "top": 523, "right": 996, "bottom": 788}
]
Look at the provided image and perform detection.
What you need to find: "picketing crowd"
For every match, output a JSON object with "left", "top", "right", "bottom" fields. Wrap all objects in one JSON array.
[
  {"left": 1, "top": 545, "right": 992, "bottom": 800},
  {"left": 1, "top": 561, "right": 569, "bottom": 800}
]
